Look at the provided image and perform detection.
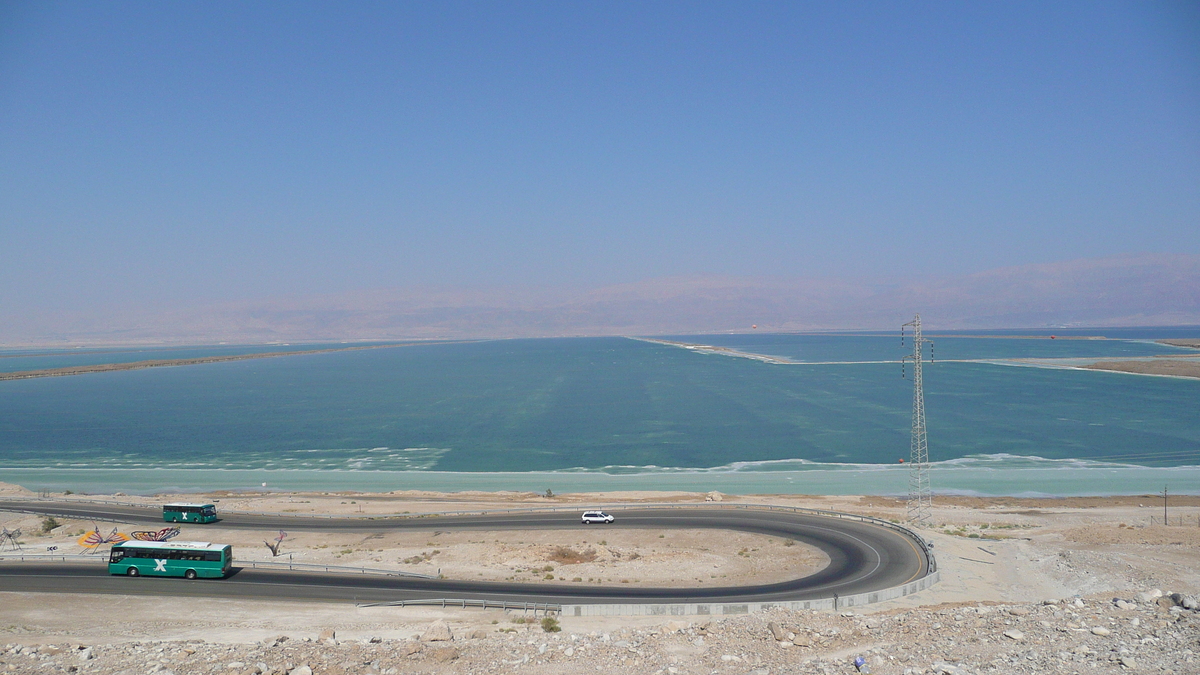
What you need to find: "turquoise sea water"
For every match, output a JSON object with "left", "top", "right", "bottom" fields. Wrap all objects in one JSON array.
[{"left": 0, "top": 333, "right": 1197, "bottom": 495}]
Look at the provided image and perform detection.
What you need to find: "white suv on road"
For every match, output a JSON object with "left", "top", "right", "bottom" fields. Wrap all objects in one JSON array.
[{"left": 581, "top": 510, "right": 614, "bottom": 524}]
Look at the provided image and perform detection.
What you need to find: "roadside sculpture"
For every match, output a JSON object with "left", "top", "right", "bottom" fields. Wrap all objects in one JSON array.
[
  {"left": 77, "top": 527, "right": 129, "bottom": 552},
  {"left": 0, "top": 527, "right": 22, "bottom": 551},
  {"left": 265, "top": 530, "right": 287, "bottom": 557},
  {"left": 130, "top": 527, "right": 181, "bottom": 542}
]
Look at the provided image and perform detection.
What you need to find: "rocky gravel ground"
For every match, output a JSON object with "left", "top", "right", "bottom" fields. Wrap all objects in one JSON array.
[
  {"left": 5, "top": 488, "right": 1200, "bottom": 674},
  {"left": 3, "top": 591, "right": 1196, "bottom": 675}
]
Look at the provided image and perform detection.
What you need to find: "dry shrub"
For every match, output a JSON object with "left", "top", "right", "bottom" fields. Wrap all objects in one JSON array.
[{"left": 547, "top": 546, "right": 597, "bottom": 564}]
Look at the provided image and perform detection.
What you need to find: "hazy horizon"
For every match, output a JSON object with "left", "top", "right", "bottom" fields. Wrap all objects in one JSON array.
[
  {"left": 2, "top": 252, "right": 1197, "bottom": 346},
  {"left": 3, "top": 3, "right": 1198, "bottom": 339}
]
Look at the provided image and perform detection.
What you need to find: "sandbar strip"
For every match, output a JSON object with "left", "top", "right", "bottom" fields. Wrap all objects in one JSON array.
[
  {"left": 0, "top": 342, "right": 472, "bottom": 382},
  {"left": 1082, "top": 359, "right": 1200, "bottom": 380},
  {"left": 1158, "top": 338, "right": 1200, "bottom": 349},
  {"left": 630, "top": 337, "right": 799, "bottom": 364}
]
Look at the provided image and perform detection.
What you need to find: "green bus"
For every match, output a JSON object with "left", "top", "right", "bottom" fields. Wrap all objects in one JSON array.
[
  {"left": 108, "top": 541, "right": 233, "bottom": 579},
  {"left": 162, "top": 503, "right": 217, "bottom": 523}
]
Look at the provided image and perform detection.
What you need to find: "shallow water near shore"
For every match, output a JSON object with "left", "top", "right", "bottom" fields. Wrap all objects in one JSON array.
[
  {"left": 0, "top": 331, "right": 1197, "bottom": 495},
  {"left": 5, "top": 456, "right": 1199, "bottom": 496}
]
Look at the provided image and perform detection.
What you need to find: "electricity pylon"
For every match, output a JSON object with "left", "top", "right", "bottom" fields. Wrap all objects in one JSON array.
[{"left": 902, "top": 314, "right": 933, "bottom": 525}]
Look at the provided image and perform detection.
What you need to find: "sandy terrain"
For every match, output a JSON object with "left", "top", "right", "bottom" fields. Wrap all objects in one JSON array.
[
  {"left": 1079, "top": 339, "right": 1200, "bottom": 378},
  {"left": 1084, "top": 358, "right": 1200, "bottom": 379},
  {"left": 0, "top": 343, "right": 443, "bottom": 382},
  {"left": 1159, "top": 339, "right": 1200, "bottom": 349},
  {"left": 2, "top": 485, "right": 1198, "bottom": 674}
]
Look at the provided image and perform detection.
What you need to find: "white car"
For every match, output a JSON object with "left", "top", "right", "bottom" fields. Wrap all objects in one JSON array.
[{"left": 581, "top": 510, "right": 614, "bottom": 524}]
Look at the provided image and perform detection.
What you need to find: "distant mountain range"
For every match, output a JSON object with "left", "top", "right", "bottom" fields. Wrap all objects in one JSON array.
[{"left": 8, "top": 253, "right": 1200, "bottom": 345}]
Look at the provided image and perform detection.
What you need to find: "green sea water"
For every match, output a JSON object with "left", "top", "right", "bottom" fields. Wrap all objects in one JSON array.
[{"left": 0, "top": 333, "right": 1197, "bottom": 495}]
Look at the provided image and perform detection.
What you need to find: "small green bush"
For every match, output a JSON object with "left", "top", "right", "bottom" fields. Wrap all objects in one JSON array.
[
  {"left": 541, "top": 617, "right": 561, "bottom": 633},
  {"left": 40, "top": 517, "right": 60, "bottom": 533}
]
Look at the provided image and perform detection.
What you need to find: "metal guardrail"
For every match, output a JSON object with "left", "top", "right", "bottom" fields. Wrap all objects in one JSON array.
[
  {"left": 237, "top": 559, "right": 434, "bottom": 579},
  {"left": 0, "top": 552, "right": 433, "bottom": 578},
  {"left": 0, "top": 506, "right": 131, "bottom": 524},
  {"left": 2, "top": 496, "right": 409, "bottom": 520},
  {"left": 1, "top": 498, "right": 938, "bottom": 616},
  {"left": 1, "top": 498, "right": 936, "bottom": 577},
  {"left": 357, "top": 598, "right": 560, "bottom": 614},
  {"left": 4, "top": 497, "right": 158, "bottom": 508},
  {"left": 0, "top": 553, "right": 106, "bottom": 562},
  {"left": 354, "top": 501, "right": 939, "bottom": 576}
]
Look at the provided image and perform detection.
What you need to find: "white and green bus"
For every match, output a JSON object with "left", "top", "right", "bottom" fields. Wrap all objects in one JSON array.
[
  {"left": 162, "top": 503, "right": 217, "bottom": 523},
  {"left": 108, "top": 541, "right": 233, "bottom": 579}
]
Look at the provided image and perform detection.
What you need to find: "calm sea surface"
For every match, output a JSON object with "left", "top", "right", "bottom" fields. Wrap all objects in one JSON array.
[{"left": 1, "top": 332, "right": 1197, "bottom": 495}]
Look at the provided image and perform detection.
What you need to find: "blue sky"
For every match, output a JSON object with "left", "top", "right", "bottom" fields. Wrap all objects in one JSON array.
[{"left": 2, "top": 2, "right": 1197, "bottom": 315}]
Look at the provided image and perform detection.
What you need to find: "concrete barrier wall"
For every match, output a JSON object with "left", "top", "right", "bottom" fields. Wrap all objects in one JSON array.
[{"left": 561, "top": 570, "right": 940, "bottom": 617}]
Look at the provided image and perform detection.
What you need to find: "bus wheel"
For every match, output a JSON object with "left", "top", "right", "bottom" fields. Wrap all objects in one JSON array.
[
  {"left": 184, "top": 569, "right": 197, "bottom": 580},
  {"left": 127, "top": 567, "right": 139, "bottom": 577}
]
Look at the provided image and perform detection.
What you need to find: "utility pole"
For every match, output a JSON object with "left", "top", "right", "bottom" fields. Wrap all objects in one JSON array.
[
  {"left": 1162, "top": 485, "right": 1168, "bottom": 526},
  {"left": 902, "top": 315, "right": 933, "bottom": 525}
]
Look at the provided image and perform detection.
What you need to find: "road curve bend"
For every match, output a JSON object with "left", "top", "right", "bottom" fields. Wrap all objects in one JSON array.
[{"left": 0, "top": 501, "right": 932, "bottom": 606}]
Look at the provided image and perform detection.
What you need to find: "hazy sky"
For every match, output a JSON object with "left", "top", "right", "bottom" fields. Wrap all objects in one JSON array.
[{"left": 2, "top": 2, "right": 1198, "bottom": 315}]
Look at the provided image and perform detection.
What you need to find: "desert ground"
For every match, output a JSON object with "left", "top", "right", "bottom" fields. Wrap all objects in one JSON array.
[
  {"left": 1080, "top": 339, "right": 1200, "bottom": 379},
  {"left": 1, "top": 483, "right": 1198, "bottom": 674}
]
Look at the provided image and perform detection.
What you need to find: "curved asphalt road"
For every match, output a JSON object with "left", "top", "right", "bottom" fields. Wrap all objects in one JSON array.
[{"left": 0, "top": 500, "right": 929, "bottom": 605}]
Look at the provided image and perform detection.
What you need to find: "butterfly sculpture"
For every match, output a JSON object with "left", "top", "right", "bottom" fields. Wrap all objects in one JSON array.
[
  {"left": 0, "top": 527, "right": 22, "bottom": 551},
  {"left": 130, "top": 527, "right": 181, "bottom": 542},
  {"left": 265, "top": 530, "right": 287, "bottom": 557},
  {"left": 77, "top": 527, "right": 129, "bottom": 551}
]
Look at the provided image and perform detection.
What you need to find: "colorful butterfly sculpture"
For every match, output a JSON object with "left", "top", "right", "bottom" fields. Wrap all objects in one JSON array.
[
  {"left": 130, "top": 527, "right": 181, "bottom": 542},
  {"left": 77, "top": 527, "right": 129, "bottom": 549}
]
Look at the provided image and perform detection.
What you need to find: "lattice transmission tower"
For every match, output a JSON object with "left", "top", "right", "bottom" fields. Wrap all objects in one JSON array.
[{"left": 902, "top": 314, "right": 933, "bottom": 525}]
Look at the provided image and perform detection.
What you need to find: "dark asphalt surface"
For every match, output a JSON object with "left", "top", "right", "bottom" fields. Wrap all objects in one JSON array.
[{"left": 0, "top": 500, "right": 928, "bottom": 605}]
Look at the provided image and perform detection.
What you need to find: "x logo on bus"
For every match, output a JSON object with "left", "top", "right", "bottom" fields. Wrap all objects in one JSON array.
[{"left": 154, "top": 559, "right": 167, "bottom": 572}]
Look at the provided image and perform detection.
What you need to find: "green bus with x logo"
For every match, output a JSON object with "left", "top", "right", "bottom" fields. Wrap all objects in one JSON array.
[
  {"left": 162, "top": 503, "right": 217, "bottom": 523},
  {"left": 108, "top": 541, "right": 233, "bottom": 579}
]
